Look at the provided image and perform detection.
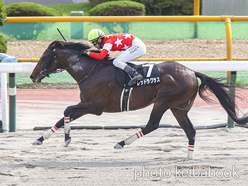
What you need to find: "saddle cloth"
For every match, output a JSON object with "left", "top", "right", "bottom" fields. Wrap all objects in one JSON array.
[
  {"left": 115, "top": 62, "right": 162, "bottom": 112},
  {"left": 115, "top": 62, "right": 161, "bottom": 88}
]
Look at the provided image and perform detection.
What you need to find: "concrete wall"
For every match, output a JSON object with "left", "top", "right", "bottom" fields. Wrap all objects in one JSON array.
[{"left": 202, "top": 0, "right": 248, "bottom": 16}]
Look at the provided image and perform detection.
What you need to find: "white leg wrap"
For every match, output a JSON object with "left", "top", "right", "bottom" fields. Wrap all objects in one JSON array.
[
  {"left": 43, "top": 126, "right": 58, "bottom": 140},
  {"left": 188, "top": 145, "right": 194, "bottom": 159},
  {"left": 124, "top": 131, "right": 143, "bottom": 145},
  {"left": 64, "top": 117, "right": 71, "bottom": 134}
]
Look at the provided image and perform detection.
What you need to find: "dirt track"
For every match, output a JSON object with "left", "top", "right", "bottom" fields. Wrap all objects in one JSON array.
[{"left": 1, "top": 88, "right": 248, "bottom": 186}]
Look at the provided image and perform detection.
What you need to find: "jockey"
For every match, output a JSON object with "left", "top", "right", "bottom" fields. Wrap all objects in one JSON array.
[{"left": 80, "top": 29, "right": 146, "bottom": 86}]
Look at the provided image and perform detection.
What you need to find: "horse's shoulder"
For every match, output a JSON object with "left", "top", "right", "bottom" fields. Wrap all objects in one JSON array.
[
  {"left": 98, "top": 59, "right": 114, "bottom": 67},
  {"left": 95, "top": 59, "right": 115, "bottom": 76}
]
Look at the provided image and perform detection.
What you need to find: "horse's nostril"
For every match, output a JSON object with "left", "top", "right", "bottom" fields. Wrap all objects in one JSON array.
[{"left": 30, "top": 75, "right": 34, "bottom": 80}]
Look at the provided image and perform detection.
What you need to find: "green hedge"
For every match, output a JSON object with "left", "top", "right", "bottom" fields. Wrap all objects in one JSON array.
[
  {"left": 132, "top": 0, "right": 194, "bottom": 15},
  {"left": 89, "top": 1, "right": 145, "bottom": 16},
  {"left": 0, "top": 35, "right": 7, "bottom": 52},
  {"left": 89, "top": 1, "right": 145, "bottom": 34},
  {"left": 89, "top": 0, "right": 194, "bottom": 15},
  {"left": 0, "top": 0, "right": 6, "bottom": 26},
  {"left": 5, "top": 2, "right": 62, "bottom": 16}
]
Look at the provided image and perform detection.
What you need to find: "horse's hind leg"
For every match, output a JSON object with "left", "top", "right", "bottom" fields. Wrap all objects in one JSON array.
[
  {"left": 114, "top": 102, "right": 168, "bottom": 149},
  {"left": 170, "top": 107, "right": 196, "bottom": 159}
]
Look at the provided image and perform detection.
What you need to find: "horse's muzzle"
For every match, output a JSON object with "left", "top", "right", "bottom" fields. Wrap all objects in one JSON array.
[
  {"left": 30, "top": 74, "right": 41, "bottom": 83},
  {"left": 30, "top": 74, "right": 36, "bottom": 83}
]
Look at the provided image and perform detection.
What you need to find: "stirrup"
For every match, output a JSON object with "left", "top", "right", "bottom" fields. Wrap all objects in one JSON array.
[{"left": 128, "top": 73, "right": 143, "bottom": 86}]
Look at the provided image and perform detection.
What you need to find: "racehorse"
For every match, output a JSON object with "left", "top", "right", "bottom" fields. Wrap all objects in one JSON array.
[{"left": 30, "top": 40, "right": 248, "bottom": 159}]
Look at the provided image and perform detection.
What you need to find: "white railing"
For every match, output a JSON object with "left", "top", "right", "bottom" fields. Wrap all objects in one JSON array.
[{"left": 1, "top": 61, "right": 248, "bottom": 132}]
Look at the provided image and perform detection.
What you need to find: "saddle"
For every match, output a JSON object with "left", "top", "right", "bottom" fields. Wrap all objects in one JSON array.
[
  {"left": 115, "top": 62, "right": 161, "bottom": 88},
  {"left": 115, "top": 62, "right": 161, "bottom": 112}
]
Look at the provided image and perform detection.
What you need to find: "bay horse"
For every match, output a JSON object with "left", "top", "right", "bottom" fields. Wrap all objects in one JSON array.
[{"left": 30, "top": 40, "right": 248, "bottom": 158}]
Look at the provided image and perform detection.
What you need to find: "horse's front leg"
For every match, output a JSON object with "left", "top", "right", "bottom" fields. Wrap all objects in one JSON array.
[
  {"left": 64, "top": 116, "right": 71, "bottom": 147},
  {"left": 63, "top": 102, "right": 103, "bottom": 147},
  {"left": 33, "top": 101, "right": 102, "bottom": 146},
  {"left": 33, "top": 112, "right": 83, "bottom": 145}
]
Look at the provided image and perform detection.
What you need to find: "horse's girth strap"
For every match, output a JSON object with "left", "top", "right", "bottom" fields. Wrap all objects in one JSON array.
[{"left": 120, "top": 87, "right": 133, "bottom": 112}]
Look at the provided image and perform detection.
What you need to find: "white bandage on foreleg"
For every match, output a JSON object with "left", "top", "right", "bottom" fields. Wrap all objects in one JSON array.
[
  {"left": 43, "top": 126, "right": 58, "bottom": 140},
  {"left": 64, "top": 117, "right": 71, "bottom": 134},
  {"left": 124, "top": 131, "right": 143, "bottom": 145},
  {"left": 188, "top": 145, "right": 194, "bottom": 159}
]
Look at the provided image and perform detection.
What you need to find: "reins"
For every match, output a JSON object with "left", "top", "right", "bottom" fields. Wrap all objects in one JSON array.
[{"left": 77, "top": 60, "right": 100, "bottom": 85}]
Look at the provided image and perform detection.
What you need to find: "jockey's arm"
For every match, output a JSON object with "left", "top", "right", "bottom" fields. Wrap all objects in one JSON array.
[{"left": 89, "top": 49, "right": 109, "bottom": 60}]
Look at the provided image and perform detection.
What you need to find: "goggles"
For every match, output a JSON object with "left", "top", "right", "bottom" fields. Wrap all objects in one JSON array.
[{"left": 92, "top": 40, "right": 98, "bottom": 46}]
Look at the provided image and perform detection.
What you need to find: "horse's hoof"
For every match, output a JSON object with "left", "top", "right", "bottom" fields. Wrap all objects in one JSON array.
[
  {"left": 114, "top": 143, "right": 123, "bottom": 149},
  {"left": 65, "top": 138, "right": 71, "bottom": 147},
  {"left": 33, "top": 140, "right": 43, "bottom": 145}
]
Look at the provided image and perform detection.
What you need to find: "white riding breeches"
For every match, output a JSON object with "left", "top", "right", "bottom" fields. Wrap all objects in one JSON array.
[{"left": 113, "top": 37, "right": 146, "bottom": 70}]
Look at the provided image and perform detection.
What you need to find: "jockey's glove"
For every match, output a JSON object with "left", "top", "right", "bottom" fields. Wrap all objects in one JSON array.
[{"left": 80, "top": 49, "right": 89, "bottom": 56}]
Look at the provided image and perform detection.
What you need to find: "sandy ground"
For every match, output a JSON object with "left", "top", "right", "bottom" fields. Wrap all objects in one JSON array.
[
  {"left": 1, "top": 39, "right": 248, "bottom": 185},
  {"left": 0, "top": 88, "right": 248, "bottom": 186}
]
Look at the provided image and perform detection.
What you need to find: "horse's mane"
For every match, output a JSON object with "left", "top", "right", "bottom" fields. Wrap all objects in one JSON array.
[
  {"left": 50, "top": 40, "right": 90, "bottom": 51},
  {"left": 51, "top": 40, "right": 105, "bottom": 54},
  {"left": 50, "top": 40, "right": 112, "bottom": 62}
]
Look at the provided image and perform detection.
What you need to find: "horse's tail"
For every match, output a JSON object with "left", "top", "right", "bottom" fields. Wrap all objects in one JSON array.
[{"left": 195, "top": 71, "right": 248, "bottom": 125}]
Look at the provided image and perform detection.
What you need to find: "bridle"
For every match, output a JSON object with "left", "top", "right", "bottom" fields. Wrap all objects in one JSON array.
[
  {"left": 37, "top": 47, "right": 79, "bottom": 78},
  {"left": 37, "top": 45, "right": 100, "bottom": 85},
  {"left": 37, "top": 48, "right": 61, "bottom": 77}
]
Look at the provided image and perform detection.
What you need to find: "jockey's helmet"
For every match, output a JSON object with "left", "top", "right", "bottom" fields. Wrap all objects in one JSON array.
[{"left": 88, "top": 29, "right": 105, "bottom": 43}]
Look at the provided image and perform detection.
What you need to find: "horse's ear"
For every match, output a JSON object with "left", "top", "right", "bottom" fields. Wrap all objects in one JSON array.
[{"left": 55, "top": 41, "right": 64, "bottom": 49}]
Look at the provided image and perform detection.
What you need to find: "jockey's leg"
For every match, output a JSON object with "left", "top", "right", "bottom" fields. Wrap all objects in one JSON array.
[
  {"left": 113, "top": 38, "right": 146, "bottom": 86},
  {"left": 113, "top": 59, "right": 143, "bottom": 86},
  {"left": 123, "top": 65, "right": 143, "bottom": 86}
]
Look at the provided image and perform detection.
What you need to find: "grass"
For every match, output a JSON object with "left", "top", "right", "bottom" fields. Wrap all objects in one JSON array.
[
  {"left": 200, "top": 71, "right": 248, "bottom": 87},
  {"left": 46, "top": 3, "right": 93, "bottom": 16},
  {"left": 15, "top": 72, "right": 76, "bottom": 84}
]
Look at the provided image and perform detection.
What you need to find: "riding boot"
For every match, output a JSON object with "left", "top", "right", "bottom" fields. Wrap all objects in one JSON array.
[{"left": 124, "top": 65, "right": 143, "bottom": 86}]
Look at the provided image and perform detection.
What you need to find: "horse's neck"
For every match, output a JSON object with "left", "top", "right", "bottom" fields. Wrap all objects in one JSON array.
[{"left": 58, "top": 52, "right": 97, "bottom": 83}]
